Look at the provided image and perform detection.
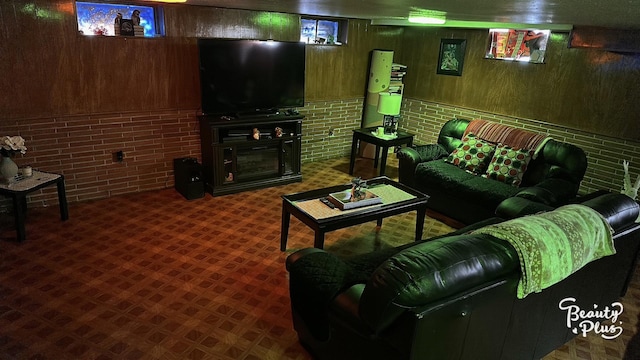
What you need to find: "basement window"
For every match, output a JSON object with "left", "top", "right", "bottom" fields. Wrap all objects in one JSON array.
[
  {"left": 485, "top": 29, "right": 550, "bottom": 64},
  {"left": 300, "top": 17, "right": 347, "bottom": 45},
  {"left": 76, "top": 1, "right": 163, "bottom": 37}
]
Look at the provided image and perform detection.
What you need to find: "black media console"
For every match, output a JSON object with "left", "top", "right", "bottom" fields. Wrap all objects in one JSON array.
[{"left": 198, "top": 113, "right": 303, "bottom": 196}]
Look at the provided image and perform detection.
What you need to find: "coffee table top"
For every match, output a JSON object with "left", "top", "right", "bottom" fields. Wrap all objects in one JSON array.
[{"left": 282, "top": 176, "right": 428, "bottom": 222}]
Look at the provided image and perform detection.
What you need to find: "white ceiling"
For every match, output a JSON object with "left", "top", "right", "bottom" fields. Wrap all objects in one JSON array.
[{"left": 171, "top": 0, "right": 640, "bottom": 29}]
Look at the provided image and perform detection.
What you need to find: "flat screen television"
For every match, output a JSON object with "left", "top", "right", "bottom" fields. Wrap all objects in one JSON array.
[{"left": 197, "top": 39, "right": 306, "bottom": 116}]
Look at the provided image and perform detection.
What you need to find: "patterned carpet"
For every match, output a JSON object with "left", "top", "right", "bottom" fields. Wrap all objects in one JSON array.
[{"left": 0, "top": 156, "right": 638, "bottom": 359}]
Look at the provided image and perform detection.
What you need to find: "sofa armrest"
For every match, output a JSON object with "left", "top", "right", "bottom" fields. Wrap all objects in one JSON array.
[
  {"left": 397, "top": 144, "right": 448, "bottom": 187},
  {"left": 578, "top": 193, "right": 640, "bottom": 233},
  {"left": 359, "top": 234, "right": 519, "bottom": 333},
  {"left": 496, "top": 197, "right": 554, "bottom": 219},
  {"left": 498, "top": 193, "right": 640, "bottom": 234},
  {"left": 286, "top": 248, "right": 352, "bottom": 297},
  {"left": 515, "top": 178, "right": 579, "bottom": 206},
  {"left": 286, "top": 248, "right": 353, "bottom": 340}
]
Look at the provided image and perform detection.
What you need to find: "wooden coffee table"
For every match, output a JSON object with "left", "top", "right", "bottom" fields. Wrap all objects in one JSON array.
[{"left": 280, "top": 176, "right": 429, "bottom": 251}]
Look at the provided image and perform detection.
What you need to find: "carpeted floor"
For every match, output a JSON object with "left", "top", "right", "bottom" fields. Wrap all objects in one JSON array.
[{"left": 0, "top": 156, "right": 638, "bottom": 359}]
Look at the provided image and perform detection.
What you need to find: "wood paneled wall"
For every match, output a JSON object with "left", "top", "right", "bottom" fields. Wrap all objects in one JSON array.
[
  {"left": 305, "top": 23, "right": 403, "bottom": 100},
  {"left": 398, "top": 27, "right": 640, "bottom": 140},
  {"left": 0, "top": 1, "right": 199, "bottom": 118},
  {"left": 0, "top": 1, "right": 402, "bottom": 121},
  {"left": 2, "top": 1, "right": 638, "bottom": 139}
]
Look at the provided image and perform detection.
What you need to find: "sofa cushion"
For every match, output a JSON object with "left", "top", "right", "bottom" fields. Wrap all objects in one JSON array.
[
  {"left": 484, "top": 144, "right": 534, "bottom": 186},
  {"left": 416, "top": 160, "right": 521, "bottom": 220},
  {"left": 417, "top": 160, "right": 519, "bottom": 198},
  {"left": 444, "top": 133, "right": 496, "bottom": 174},
  {"left": 462, "top": 174, "right": 522, "bottom": 208},
  {"left": 416, "top": 160, "right": 478, "bottom": 192}
]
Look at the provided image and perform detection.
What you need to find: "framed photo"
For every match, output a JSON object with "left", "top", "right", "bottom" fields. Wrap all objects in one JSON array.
[{"left": 437, "top": 39, "right": 467, "bottom": 76}]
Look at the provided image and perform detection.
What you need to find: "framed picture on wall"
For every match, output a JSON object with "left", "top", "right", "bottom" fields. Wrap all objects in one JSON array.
[{"left": 437, "top": 39, "right": 467, "bottom": 76}]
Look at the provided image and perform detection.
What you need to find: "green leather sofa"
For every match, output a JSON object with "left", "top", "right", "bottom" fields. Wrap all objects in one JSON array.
[
  {"left": 286, "top": 193, "right": 640, "bottom": 360},
  {"left": 397, "top": 118, "right": 588, "bottom": 225}
]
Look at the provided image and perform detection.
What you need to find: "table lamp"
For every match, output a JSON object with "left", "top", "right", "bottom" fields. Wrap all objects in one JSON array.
[{"left": 377, "top": 92, "right": 402, "bottom": 134}]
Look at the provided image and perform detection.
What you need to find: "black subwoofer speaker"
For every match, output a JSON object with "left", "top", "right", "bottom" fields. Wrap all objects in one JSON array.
[{"left": 174, "top": 158, "right": 205, "bottom": 200}]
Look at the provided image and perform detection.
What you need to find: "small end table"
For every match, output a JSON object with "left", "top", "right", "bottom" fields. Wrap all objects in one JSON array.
[
  {"left": 0, "top": 170, "right": 69, "bottom": 242},
  {"left": 349, "top": 128, "right": 415, "bottom": 176}
]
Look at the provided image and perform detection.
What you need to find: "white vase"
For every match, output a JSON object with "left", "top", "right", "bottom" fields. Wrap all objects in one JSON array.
[{"left": 0, "top": 156, "right": 19, "bottom": 181}]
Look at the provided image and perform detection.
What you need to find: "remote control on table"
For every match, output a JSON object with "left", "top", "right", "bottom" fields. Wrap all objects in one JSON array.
[{"left": 320, "top": 197, "right": 335, "bottom": 209}]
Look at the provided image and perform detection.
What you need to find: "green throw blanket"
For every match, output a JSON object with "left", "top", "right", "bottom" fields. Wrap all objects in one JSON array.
[{"left": 472, "top": 204, "right": 615, "bottom": 298}]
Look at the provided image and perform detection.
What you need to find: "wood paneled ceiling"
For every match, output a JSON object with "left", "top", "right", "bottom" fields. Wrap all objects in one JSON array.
[{"left": 164, "top": 0, "right": 640, "bottom": 29}]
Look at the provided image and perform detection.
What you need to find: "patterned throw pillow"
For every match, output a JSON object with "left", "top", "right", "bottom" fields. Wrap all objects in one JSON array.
[
  {"left": 445, "top": 133, "right": 496, "bottom": 174},
  {"left": 483, "top": 144, "right": 534, "bottom": 186}
]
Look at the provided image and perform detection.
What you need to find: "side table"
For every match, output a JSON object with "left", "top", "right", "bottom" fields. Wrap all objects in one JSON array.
[
  {"left": 349, "top": 128, "right": 415, "bottom": 176},
  {"left": 0, "top": 170, "right": 69, "bottom": 242}
]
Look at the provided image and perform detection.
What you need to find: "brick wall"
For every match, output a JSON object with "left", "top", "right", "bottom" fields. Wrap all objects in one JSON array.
[
  {"left": 300, "top": 98, "right": 365, "bottom": 163},
  {"left": 1, "top": 102, "right": 364, "bottom": 212},
  {"left": 1, "top": 109, "right": 201, "bottom": 211},
  {"left": 401, "top": 98, "right": 640, "bottom": 195},
  {"left": 3, "top": 97, "right": 638, "bottom": 212}
]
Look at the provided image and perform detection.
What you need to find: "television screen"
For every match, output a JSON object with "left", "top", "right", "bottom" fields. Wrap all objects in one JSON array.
[{"left": 198, "top": 39, "right": 306, "bottom": 116}]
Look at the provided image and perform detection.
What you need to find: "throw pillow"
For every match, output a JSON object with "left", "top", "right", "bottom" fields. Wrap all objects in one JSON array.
[
  {"left": 483, "top": 144, "right": 534, "bottom": 186},
  {"left": 444, "top": 133, "right": 496, "bottom": 174}
]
